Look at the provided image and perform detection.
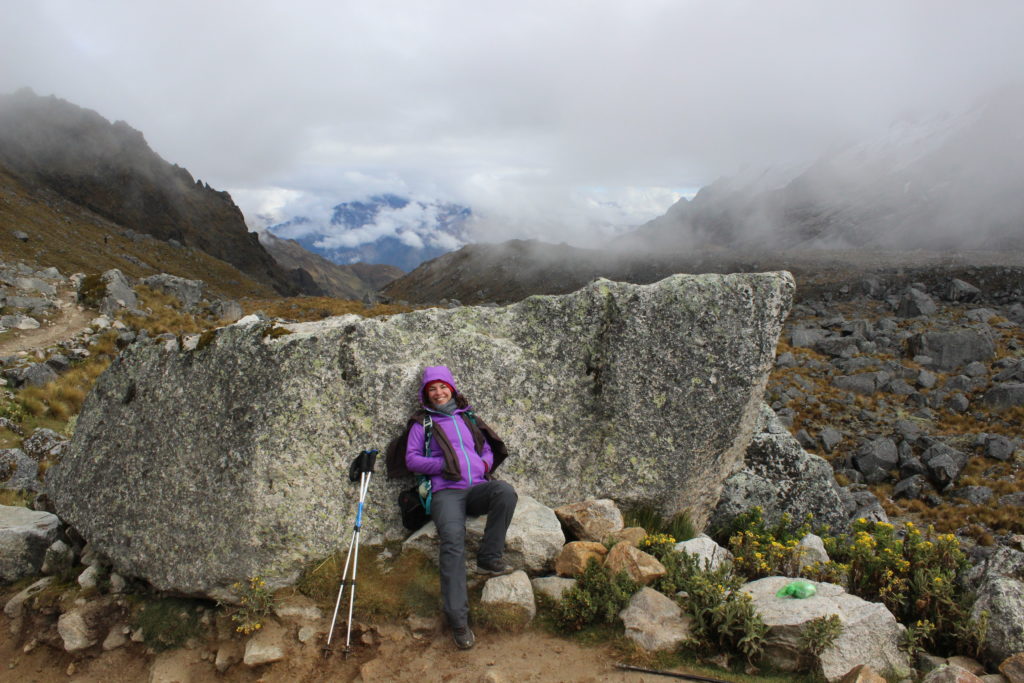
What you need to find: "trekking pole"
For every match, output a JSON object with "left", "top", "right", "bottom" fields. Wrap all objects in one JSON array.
[{"left": 323, "top": 448, "right": 378, "bottom": 659}]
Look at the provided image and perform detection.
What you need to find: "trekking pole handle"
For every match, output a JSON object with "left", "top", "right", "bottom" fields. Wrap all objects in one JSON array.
[{"left": 348, "top": 448, "right": 378, "bottom": 482}]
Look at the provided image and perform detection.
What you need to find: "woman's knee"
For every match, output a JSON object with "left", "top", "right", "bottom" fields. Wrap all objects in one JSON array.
[{"left": 493, "top": 480, "right": 517, "bottom": 502}]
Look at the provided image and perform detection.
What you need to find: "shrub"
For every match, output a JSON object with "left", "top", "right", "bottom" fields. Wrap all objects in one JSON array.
[
  {"left": 554, "top": 559, "right": 638, "bottom": 632},
  {"left": 798, "top": 614, "right": 843, "bottom": 671},
  {"left": 725, "top": 507, "right": 817, "bottom": 579},
  {"left": 226, "top": 576, "right": 274, "bottom": 635}
]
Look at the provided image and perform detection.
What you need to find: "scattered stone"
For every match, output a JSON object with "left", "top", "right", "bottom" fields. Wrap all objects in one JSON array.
[
  {"left": 3, "top": 576, "right": 55, "bottom": 620},
  {"left": 921, "top": 665, "right": 985, "bottom": 683},
  {"left": 609, "top": 527, "right": 647, "bottom": 546},
  {"left": 710, "top": 405, "right": 849, "bottom": 534},
  {"left": 21, "top": 428, "right": 69, "bottom": 460},
  {"left": 554, "top": 541, "right": 608, "bottom": 577},
  {"left": 603, "top": 542, "right": 666, "bottom": 585},
  {"left": 480, "top": 570, "right": 536, "bottom": 621},
  {"left": 57, "top": 608, "right": 99, "bottom": 652},
  {"left": 554, "top": 499, "right": 625, "bottom": 542},
  {"left": 243, "top": 621, "right": 287, "bottom": 666},
  {"left": 215, "top": 641, "right": 244, "bottom": 673},
  {"left": 0, "top": 448, "right": 40, "bottom": 491},
  {"left": 820, "top": 427, "right": 843, "bottom": 453},
  {"left": 101, "top": 624, "right": 128, "bottom": 651},
  {"left": 673, "top": 534, "right": 733, "bottom": 571},
  {"left": 530, "top": 576, "right": 576, "bottom": 602},
  {"left": 982, "top": 383, "right": 1024, "bottom": 410},
  {"left": 969, "top": 547, "right": 1024, "bottom": 664},
  {"left": 0, "top": 505, "right": 61, "bottom": 581},
  {"left": 999, "top": 652, "right": 1024, "bottom": 683},
  {"left": 619, "top": 587, "right": 693, "bottom": 651},
  {"left": 796, "top": 534, "right": 830, "bottom": 569},
  {"left": 944, "top": 279, "right": 982, "bottom": 303},
  {"left": 838, "top": 664, "right": 888, "bottom": 683},
  {"left": 897, "top": 289, "right": 938, "bottom": 318},
  {"left": 909, "top": 328, "right": 996, "bottom": 371}
]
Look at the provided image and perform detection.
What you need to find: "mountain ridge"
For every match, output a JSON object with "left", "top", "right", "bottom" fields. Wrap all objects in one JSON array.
[{"left": 0, "top": 88, "right": 313, "bottom": 296}]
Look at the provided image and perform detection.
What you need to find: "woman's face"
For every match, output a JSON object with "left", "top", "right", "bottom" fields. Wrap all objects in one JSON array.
[{"left": 425, "top": 381, "right": 452, "bottom": 407}]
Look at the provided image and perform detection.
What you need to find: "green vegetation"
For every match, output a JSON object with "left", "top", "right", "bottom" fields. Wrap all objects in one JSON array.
[
  {"left": 624, "top": 504, "right": 697, "bottom": 543},
  {"left": 241, "top": 295, "right": 418, "bottom": 322},
  {"left": 297, "top": 545, "right": 441, "bottom": 619},
  {"left": 132, "top": 597, "right": 207, "bottom": 652},
  {"left": 224, "top": 576, "right": 275, "bottom": 635},
  {"left": 553, "top": 559, "right": 638, "bottom": 632}
]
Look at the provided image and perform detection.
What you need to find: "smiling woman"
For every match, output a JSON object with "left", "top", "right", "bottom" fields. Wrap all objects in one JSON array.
[{"left": 399, "top": 365, "right": 518, "bottom": 651}]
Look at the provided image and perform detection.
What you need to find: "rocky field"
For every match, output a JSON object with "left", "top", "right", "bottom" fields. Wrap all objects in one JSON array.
[{"left": 1, "top": 253, "right": 1024, "bottom": 683}]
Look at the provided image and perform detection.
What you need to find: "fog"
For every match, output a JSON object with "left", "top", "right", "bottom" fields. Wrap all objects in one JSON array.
[{"left": 2, "top": 1, "right": 1023, "bottom": 249}]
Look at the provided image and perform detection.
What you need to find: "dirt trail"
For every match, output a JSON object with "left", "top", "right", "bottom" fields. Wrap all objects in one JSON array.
[
  {"left": 0, "top": 609, "right": 670, "bottom": 683},
  {"left": 0, "top": 291, "right": 93, "bottom": 357}
]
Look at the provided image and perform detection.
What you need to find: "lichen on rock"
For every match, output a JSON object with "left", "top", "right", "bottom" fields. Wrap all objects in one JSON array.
[{"left": 47, "top": 272, "right": 793, "bottom": 597}]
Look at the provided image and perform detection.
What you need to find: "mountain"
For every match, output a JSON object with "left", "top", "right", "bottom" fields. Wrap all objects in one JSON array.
[
  {"left": 0, "top": 88, "right": 313, "bottom": 296},
  {"left": 267, "top": 194, "right": 472, "bottom": 271},
  {"left": 626, "top": 86, "right": 1024, "bottom": 252},
  {"left": 258, "top": 231, "right": 403, "bottom": 299}
]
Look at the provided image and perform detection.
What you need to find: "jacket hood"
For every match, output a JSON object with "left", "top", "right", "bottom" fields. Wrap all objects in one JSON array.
[{"left": 420, "top": 365, "right": 458, "bottom": 406}]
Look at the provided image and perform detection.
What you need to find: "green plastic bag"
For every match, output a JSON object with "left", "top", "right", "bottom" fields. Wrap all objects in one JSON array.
[{"left": 776, "top": 580, "right": 817, "bottom": 599}]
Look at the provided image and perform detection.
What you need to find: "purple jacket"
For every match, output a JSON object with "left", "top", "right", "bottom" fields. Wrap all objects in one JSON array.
[{"left": 405, "top": 366, "right": 494, "bottom": 493}]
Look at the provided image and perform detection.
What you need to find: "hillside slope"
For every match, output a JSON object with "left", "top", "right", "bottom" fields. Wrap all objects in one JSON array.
[
  {"left": 0, "top": 88, "right": 310, "bottom": 295},
  {"left": 0, "top": 162, "right": 278, "bottom": 299},
  {"left": 258, "top": 230, "right": 403, "bottom": 298}
]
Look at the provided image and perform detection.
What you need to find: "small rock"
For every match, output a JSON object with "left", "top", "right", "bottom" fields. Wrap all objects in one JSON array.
[
  {"left": 604, "top": 542, "right": 666, "bottom": 585},
  {"left": 243, "top": 622, "right": 287, "bottom": 666},
  {"left": 553, "top": 499, "right": 624, "bottom": 542},
  {"left": 554, "top": 541, "right": 607, "bottom": 577},
  {"left": 530, "top": 576, "right": 576, "bottom": 602},
  {"left": 619, "top": 587, "right": 692, "bottom": 651},
  {"left": 921, "top": 664, "right": 985, "bottom": 683},
  {"left": 999, "top": 651, "right": 1024, "bottom": 683}
]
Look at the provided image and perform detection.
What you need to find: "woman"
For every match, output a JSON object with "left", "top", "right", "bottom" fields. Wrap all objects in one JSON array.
[{"left": 405, "top": 365, "right": 518, "bottom": 650}]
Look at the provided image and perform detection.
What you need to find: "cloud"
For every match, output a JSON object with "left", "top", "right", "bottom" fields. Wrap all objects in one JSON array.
[{"left": 3, "top": 1, "right": 1024, "bottom": 243}]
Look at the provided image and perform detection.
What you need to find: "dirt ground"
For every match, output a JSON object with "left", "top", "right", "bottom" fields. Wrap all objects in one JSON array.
[
  {"left": 0, "top": 291, "right": 92, "bottom": 358},
  {"left": 0, "top": 609, "right": 679, "bottom": 683}
]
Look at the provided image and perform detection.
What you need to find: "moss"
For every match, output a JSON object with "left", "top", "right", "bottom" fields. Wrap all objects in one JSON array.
[
  {"left": 264, "top": 325, "right": 293, "bottom": 340},
  {"left": 132, "top": 597, "right": 208, "bottom": 652},
  {"left": 195, "top": 329, "right": 218, "bottom": 351}
]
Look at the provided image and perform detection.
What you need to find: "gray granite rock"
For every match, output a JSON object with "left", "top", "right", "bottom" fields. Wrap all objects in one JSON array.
[
  {"left": 481, "top": 570, "right": 536, "bottom": 621},
  {"left": 619, "top": 587, "right": 692, "bottom": 652},
  {"left": 743, "top": 576, "right": 910, "bottom": 682},
  {"left": 709, "top": 405, "right": 848, "bottom": 534},
  {"left": 49, "top": 273, "right": 793, "bottom": 596},
  {"left": 0, "top": 505, "right": 61, "bottom": 582}
]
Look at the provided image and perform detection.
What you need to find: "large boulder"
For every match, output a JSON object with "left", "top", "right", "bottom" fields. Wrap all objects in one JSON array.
[
  {"left": 907, "top": 328, "right": 995, "bottom": 371},
  {"left": 48, "top": 273, "right": 793, "bottom": 597},
  {"left": 743, "top": 577, "right": 911, "bottom": 682},
  {"left": 141, "top": 274, "right": 205, "bottom": 310},
  {"left": 708, "top": 404, "right": 849, "bottom": 534}
]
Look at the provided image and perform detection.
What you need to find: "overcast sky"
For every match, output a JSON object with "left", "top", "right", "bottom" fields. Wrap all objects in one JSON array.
[{"left": 3, "top": 0, "right": 1023, "bottom": 246}]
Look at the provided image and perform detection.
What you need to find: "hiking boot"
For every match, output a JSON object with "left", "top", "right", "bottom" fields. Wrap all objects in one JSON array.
[
  {"left": 472, "top": 558, "right": 514, "bottom": 576},
  {"left": 452, "top": 625, "right": 475, "bottom": 650}
]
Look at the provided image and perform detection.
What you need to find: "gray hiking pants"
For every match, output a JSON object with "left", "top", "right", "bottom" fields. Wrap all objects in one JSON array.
[{"left": 430, "top": 480, "right": 518, "bottom": 629}]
